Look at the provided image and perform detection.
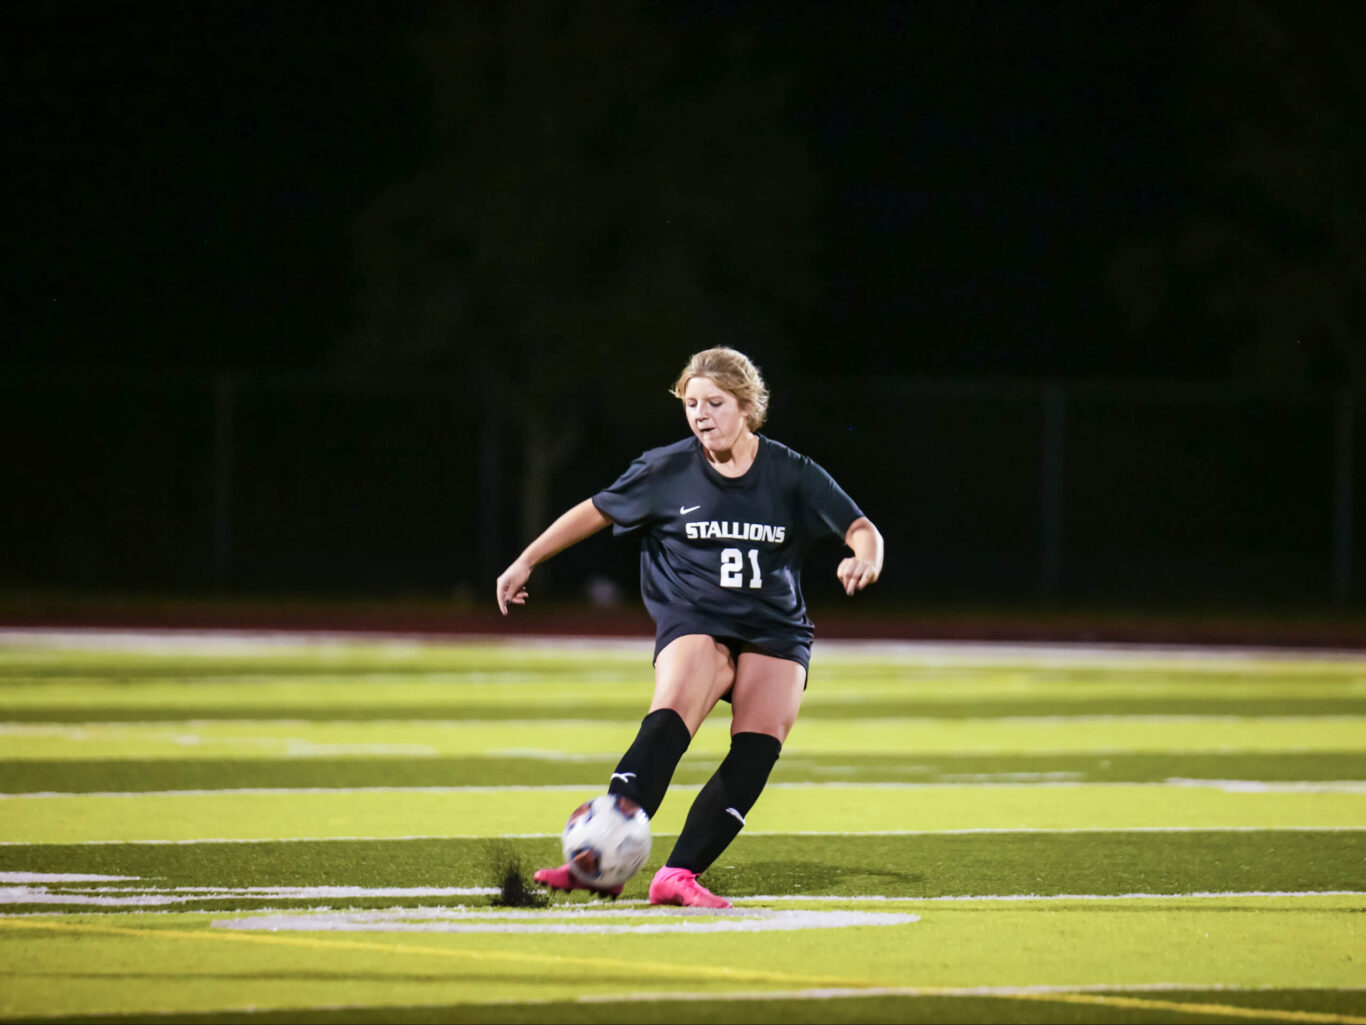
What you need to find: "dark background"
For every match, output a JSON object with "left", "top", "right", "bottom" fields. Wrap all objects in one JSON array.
[{"left": 5, "top": 1, "right": 1365, "bottom": 631}]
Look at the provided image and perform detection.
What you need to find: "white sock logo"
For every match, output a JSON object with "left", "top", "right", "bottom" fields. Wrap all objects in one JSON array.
[
  {"left": 610, "top": 772, "right": 637, "bottom": 784},
  {"left": 724, "top": 807, "right": 746, "bottom": 826}
]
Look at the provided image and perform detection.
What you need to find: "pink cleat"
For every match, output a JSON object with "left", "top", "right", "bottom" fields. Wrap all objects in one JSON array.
[
  {"left": 648, "top": 866, "right": 732, "bottom": 909},
  {"left": 533, "top": 862, "right": 623, "bottom": 898}
]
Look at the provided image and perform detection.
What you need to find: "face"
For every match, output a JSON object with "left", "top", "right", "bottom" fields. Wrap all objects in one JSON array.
[{"left": 682, "top": 376, "right": 751, "bottom": 454}]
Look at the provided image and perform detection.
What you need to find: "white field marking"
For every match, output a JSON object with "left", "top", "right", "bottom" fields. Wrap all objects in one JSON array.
[
  {"left": 820, "top": 890, "right": 1366, "bottom": 903},
  {"left": 0, "top": 785, "right": 593, "bottom": 800},
  {"left": 0, "top": 835, "right": 562, "bottom": 845},
  {"left": 0, "top": 628, "right": 441, "bottom": 655},
  {"left": 6, "top": 889, "right": 1354, "bottom": 914},
  {"left": 910, "top": 889, "right": 1366, "bottom": 902},
  {"left": 0, "top": 888, "right": 192, "bottom": 907},
  {"left": 214, "top": 906, "right": 921, "bottom": 935},
  {"left": 94, "top": 886, "right": 500, "bottom": 897},
  {"left": 279, "top": 743, "right": 441, "bottom": 757},
  {"left": 727, "top": 890, "right": 1366, "bottom": 903},
  {"left": 8, "top": 779, "right": 1365, "bottom": 800},
  {"left": 8, "top": 626, "right": 1366, "bottom": 664},
  {"left": 0, "top": 906, "right": 413, "bottom": 919},
  {"left": 767, "top": 778, "right": 1366, "bottom": 791},
  {"left": 1165, "top": 778, "right": 1366, "bottom": 793},
  {"left": 0, "top": 872, "right": 139, "bottom": 883},
  {"left": 49, "top": 887, "right": 1352, "bottom": 906},
  {"left": 2, "top": 824, "right": 1363, "bottom": 847},
  {"left": 0, "top": 627, "right": 650, "bottom": 656},
  {"left": 774, "top": 825, "right": 1366, "bottom": 836},
  {"left": 937, "top": 771, "right": 1085, "bottom": 782},
  {"left": 18, "top": 885, "right": 1344, "bottom": 912},
  {"left": 484, "top": 750, "right": 608, "bottom": 761},
  {"left": 0, "top": 882, "right": 500, "bottom": 908},
  {"left": 577, "top": 981, "right": 1366, "bottom": 1004},
  {"left": 3, "top": 882, "right": 1360, "bottom": 912},
  {"left": 813, "top": 638, "right": 1366, "bottom": 665},
  {"left": 0, "top": 719, "right": 613, "bottom": 733}
]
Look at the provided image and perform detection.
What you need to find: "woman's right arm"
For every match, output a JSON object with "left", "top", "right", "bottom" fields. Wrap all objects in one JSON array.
[{"left": 495, "top": 499, "right": 614, "bottom": 614}]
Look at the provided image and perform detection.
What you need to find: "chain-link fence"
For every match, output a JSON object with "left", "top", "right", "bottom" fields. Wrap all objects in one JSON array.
[{"left": 4, "top": 368, "right": 1356, "bottom": 608}]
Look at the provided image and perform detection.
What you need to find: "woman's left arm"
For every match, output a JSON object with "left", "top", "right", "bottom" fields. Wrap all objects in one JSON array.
[{"left": 837, "top": 516, "right": 884, "bottom": 596}]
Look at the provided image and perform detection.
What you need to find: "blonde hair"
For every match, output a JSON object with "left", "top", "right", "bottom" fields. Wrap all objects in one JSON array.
[{"left": 670, "top": 347, "right": 769, "bottom": 430}]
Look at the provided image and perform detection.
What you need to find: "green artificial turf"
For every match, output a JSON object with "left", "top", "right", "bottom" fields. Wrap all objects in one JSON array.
[
  {"left": 2, "top": 780, "right": 1359, "bottom": 844},
  {"left": 1, "top": 635, "right": 1362, "bottom": 1024},
  {"left": 0, "top": 831, "right": 1360, "bottom": 907},
  {"left": 4, "top": 750, "right": 1364, "bottom": 792},
  {"left": 2, "top": 898, "right": 1361, "bottom": 1022},
  {"left": 5, "top": 695, "right": 1366, "bottom": 721},
  {"left": 4, "top": 716, "right": 1362, "bottom": 764}
]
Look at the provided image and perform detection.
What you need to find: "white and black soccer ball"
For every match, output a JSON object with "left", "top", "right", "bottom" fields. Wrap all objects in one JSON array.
[{"left": 561, "top": 794, "right": 652, "bottom": 889}]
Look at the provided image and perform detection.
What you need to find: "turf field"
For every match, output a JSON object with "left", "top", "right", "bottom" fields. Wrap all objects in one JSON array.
[{"left": 0, "top": 628, "right": 1362, "bottom": 1024}]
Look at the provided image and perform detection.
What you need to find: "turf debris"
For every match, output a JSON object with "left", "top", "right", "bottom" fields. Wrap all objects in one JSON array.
[{"left": 483, "top": 839, "right": 550, "bottom": 908}]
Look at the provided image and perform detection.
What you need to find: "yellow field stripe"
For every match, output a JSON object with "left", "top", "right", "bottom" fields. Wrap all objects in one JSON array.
[
  {"left": 1010, "top": 990, "right": 1366, "bottom": 1024},
  {"left": 11, "top": 918, "right": 1361, "bottom": 1022},
  {"left": 0, "top": 916, "right": 882, "bottom": 992}
]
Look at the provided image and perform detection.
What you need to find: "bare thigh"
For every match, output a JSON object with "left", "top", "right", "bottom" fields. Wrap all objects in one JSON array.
[
  {"left": 730, "top": 652, "right": 807, "bottom": 742},
  {"left": 650, "top": 634, "right": 737, "bottom": 736}
]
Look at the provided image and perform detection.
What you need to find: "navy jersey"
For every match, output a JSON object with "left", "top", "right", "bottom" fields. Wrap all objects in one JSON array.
[{"left": 592, "top": 435, "right": 863, "bottom": 660}]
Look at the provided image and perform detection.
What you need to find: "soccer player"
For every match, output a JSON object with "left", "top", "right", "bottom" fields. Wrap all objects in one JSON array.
[{"left": 495, "top": 347, "right": 883, "bottom": 908}]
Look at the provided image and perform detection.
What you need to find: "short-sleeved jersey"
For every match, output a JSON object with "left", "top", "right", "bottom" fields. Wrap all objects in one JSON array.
[{"left": 591, "top": 435, "right": 863, "bottom": 660}]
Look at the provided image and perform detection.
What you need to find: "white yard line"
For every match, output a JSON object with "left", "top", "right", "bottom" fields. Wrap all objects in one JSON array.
[
  {"left": 0, "top": 785, "right": 595, "bottom": 799},
  {"left": 577, "top": 980, "right": 1366, "bottom": 1001},
  {"left": 4, "top": 626, "right": 1365, "bottom": 663},
  {"left": 213, "top": 906, "right": 923, "bottom": 934},
  {"left": 4, "top": 885, "right": 1357, "bottom": 911},
  {"left": 0, "top": 627, "right": 649, "bottom": 655},
  {"left": 0, "top": 872, "right": 139, "bottom": 883},
  {"left": 732, "top": 890, "right": 1366, "bottom": 903},
  {"left": 0, "top": 824, "right": 1360, "bottom": 846},
  {"left": 4, "top": 779, "right": 1364, "bottom": 799},
  {"left": 0, "top": 882, "right": 501, "bottom": 907}
]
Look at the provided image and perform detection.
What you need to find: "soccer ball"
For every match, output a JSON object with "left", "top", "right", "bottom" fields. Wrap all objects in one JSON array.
[{"left": 561, "top": 794, "right": 652, "bottom": 889}]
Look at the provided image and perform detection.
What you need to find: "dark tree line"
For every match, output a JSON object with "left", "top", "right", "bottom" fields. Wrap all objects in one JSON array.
[
  {"left": 1108, "top": 0, "right": 1366, "bottom": 389},
  {"left": 342, "top": 0, "right": 818, "bottom": 545}
]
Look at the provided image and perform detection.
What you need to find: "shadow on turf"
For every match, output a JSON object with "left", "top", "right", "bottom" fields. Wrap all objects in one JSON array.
[{"left": 704, "top": 859, "right": 923, "bottom": 895}]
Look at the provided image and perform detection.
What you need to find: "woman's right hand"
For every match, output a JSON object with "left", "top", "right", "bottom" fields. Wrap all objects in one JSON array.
[{"left": 495, "top": 559, "right": 533, "bottom": 615}]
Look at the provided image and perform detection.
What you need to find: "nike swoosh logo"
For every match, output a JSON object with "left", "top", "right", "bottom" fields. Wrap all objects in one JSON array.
[{"left": 680, "top": 505, "right": 701, "bottom": 515}]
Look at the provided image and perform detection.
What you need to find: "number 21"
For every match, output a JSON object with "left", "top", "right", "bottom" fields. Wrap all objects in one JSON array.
[{"left": 720, "top": 548, "right": 762, "bottom": 589}]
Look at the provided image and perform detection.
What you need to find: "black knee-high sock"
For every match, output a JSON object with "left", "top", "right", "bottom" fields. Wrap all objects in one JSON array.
[
  {"left": 666, "top": 732, "right": 781, "bottom": 874},
  {"left": 606, "top": 708, "right": 692, "bottom": 819}
]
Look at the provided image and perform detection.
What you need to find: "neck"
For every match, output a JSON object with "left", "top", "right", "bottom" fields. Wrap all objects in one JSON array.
[{"left": 705, "top": 431, "right": 758, "bottom": 475}]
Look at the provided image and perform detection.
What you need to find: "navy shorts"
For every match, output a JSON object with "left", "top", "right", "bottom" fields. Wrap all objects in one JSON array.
[{"left": 651, "top": 617, "right": 812, "bottom": 700}]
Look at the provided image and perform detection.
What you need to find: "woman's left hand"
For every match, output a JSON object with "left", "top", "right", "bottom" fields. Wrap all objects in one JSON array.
[{"left": 836, "top": 557, "right": 880, "bottom": 596}]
